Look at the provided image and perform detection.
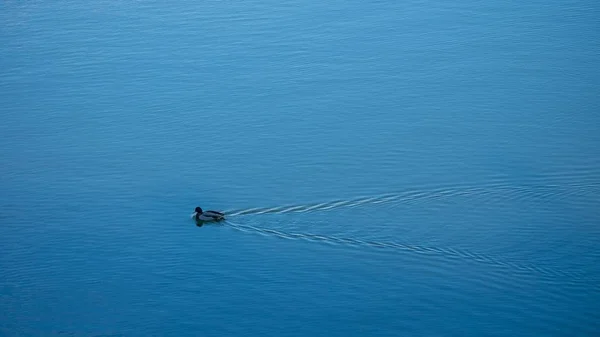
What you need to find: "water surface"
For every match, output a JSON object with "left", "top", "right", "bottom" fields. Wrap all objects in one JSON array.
[{"left": 1, "top": 1, "right": 599, "bottom": 336}]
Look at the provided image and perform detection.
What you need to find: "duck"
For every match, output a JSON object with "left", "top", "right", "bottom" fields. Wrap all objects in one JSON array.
[{"left": 193, "top": 206, "right": 225, "bottom": 226}]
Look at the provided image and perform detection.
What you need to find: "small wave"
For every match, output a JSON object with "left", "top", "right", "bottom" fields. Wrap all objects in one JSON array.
[
  {"left": 225, "top": 221, "right": 595, "bottom": 286},
  {"left": 224, "top": 179, "right": 599, "bottom": 217}
]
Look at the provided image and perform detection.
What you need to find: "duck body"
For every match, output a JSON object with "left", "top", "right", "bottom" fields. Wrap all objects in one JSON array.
[
  {"left": 196, "top": 211, "right": 225, "bottom": 221},
  {"left": 193, "top": 206, "right": 225, "bottom": 225}
]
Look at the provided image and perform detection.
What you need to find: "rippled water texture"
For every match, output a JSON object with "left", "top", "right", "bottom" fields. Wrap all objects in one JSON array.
[{"left": 1, "top": 1, "right": 599, "bottom": 336}]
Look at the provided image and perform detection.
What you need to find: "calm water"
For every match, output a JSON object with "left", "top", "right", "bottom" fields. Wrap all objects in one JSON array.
[{"left": 2, "top": 1, "right": 600, "bottom": 336}]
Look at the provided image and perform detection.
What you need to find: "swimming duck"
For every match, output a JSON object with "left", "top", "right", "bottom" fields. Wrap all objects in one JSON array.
[{"left": 193, "top": 206, "right": 225, "bottom": 226}]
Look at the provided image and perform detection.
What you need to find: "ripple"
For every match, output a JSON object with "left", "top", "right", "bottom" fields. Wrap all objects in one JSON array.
[
  {"left": 224, "top": 220, "right": 598, "bottom": 289},
  {"left": 223, "top": 175, "right": 599, "bottom": 217}
]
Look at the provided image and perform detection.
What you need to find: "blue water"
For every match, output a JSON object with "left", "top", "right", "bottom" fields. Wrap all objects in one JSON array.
[{"left": 2, "top": 1, "right": 600, "bottom": 336}]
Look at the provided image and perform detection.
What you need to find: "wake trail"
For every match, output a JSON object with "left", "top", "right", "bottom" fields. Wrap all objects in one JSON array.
[
  {"left": 224, "top": 180, "right": 600, "bottom": 217},
  {"left": 225, "top": 220, "right": 597, "bottom": 287}
]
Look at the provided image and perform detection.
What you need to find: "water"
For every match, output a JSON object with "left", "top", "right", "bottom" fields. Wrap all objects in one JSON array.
[{"left": 2, "top": 1, "right": 600, "bottom": 336}]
